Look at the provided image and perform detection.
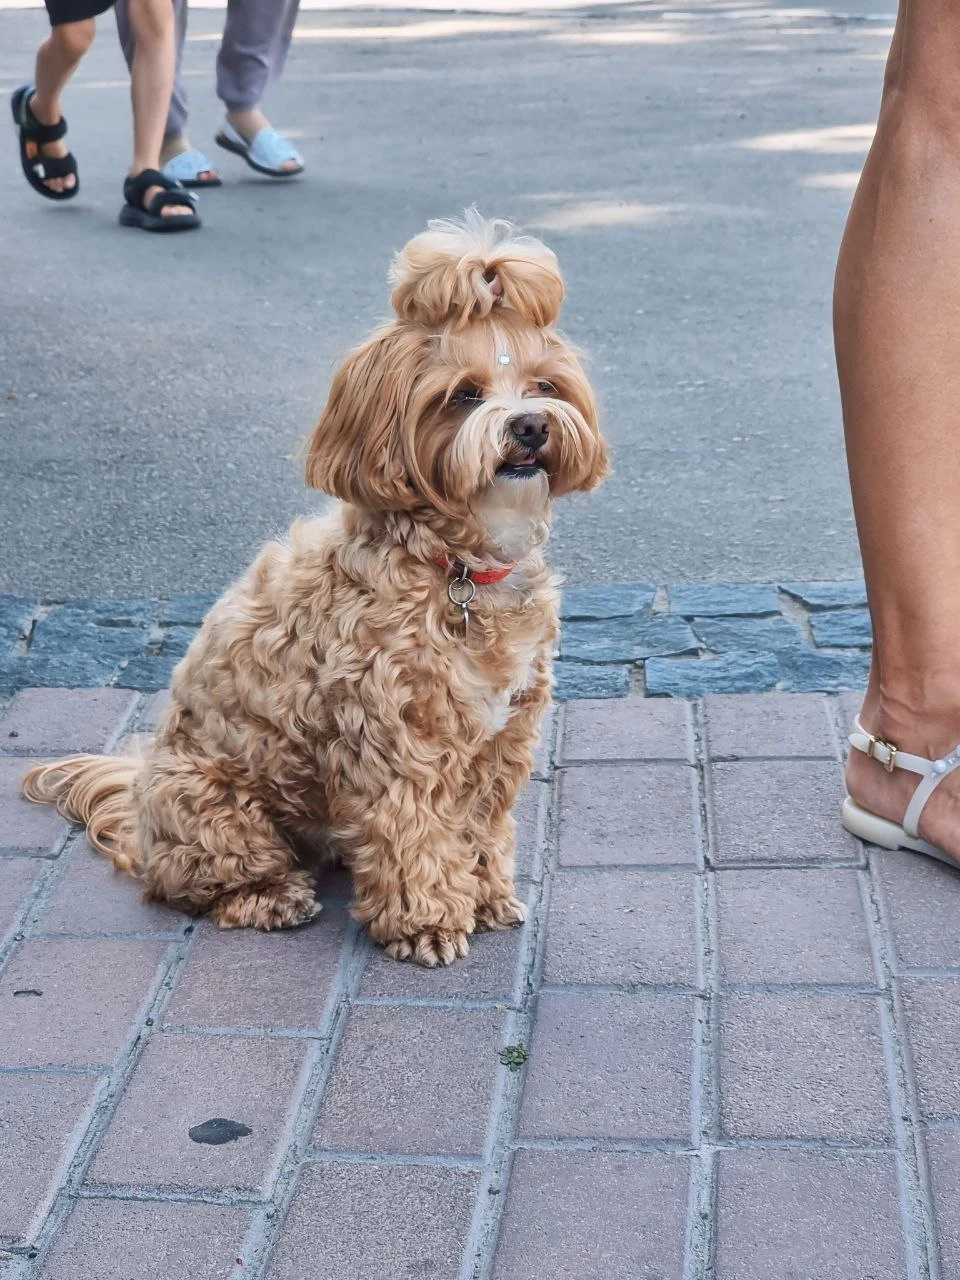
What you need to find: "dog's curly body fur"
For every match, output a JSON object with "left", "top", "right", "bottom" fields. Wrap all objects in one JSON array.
[{"left": 23, "top": 213, "right": 608, "bottom": 966}]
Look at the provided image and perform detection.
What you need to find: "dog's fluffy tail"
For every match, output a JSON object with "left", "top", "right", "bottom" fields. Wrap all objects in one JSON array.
[
  {"left": 390, "top": 208, "right": 564, "bottom": 330},
  {"left": 22, "top": 754, "right": 141, "bottom": 874}
]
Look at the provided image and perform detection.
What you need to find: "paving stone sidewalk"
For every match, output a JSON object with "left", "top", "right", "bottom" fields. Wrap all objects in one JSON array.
[
  {"left": 0, "top": 579, "right": 872, "bottom": 702},
  {"left": 2, "top": 684, "right": 957, "bottom": 1279}
]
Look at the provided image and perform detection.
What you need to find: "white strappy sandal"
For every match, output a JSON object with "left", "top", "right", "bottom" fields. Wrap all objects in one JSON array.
[{"left": 841, "top": 716, "right": 959, "bottom": 868}]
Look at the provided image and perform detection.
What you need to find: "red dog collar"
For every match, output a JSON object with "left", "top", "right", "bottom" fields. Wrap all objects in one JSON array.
[{"left": 432, "top": 556, "right": 515, "bottom": 585}]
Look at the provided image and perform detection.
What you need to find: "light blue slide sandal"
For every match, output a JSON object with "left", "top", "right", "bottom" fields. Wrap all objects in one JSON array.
[
  {"left": 162, "top": 148, "right": 222, "bottom": 189},
  {"left": 214, "top": 120, "right": 304, "bottom": 178}
]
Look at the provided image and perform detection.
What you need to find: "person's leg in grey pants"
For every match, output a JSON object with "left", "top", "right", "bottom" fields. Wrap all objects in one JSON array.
[{"left": 115, "top": 0, "right": 302, "bottom": 180}]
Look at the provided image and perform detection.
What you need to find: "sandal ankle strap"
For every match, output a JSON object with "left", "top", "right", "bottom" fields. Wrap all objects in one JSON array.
[{"left": 849, "top": 715, "right": 960, "bottom": 838}]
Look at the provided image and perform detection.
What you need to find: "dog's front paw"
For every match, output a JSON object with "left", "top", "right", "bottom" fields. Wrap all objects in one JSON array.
[
  {"left": 211, "top": 877, "right": 322, "bottom": 931},
  {"left": 385, "top": 927, "right": 471, "bottom": 967},
  {"left": 475, "top": 895, "right": 527, "bottom": 932}
]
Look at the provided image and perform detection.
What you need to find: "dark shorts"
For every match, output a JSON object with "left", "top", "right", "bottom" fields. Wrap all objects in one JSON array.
[{"left": 45, "top": 0, "right": 114, "bottom": 25}]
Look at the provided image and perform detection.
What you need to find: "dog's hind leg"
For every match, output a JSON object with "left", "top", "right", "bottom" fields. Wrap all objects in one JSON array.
[{"left": 138, "top": 754, "right": 320, "bottom": 931}]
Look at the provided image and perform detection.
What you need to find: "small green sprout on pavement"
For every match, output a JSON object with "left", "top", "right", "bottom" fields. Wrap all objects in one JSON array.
[{"left": 499, "top": 1044, "right": 528, "bottom": 1072}]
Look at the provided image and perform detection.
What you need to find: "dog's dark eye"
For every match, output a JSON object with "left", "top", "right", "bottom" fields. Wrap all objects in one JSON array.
[
  {"left": 535, "top": 380, "right": 557, "bottom": 396},
  {"left": 451, "top": 385, "right": 484, "bottom": 407}
]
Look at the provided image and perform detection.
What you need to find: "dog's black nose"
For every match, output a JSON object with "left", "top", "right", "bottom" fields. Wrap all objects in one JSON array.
[{"left": 509, "top": 413, "right": 549, "bottom": 453}]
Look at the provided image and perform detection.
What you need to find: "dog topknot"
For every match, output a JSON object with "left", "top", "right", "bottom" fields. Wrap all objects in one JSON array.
[{"left": 389, "top": 210, "right": 564, "bottom": 330}]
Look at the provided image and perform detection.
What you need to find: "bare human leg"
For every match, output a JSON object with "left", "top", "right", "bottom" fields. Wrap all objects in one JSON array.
[
  {"left": 29, "top": 18, "right": 94, "bottom": 194},
  {"left": 124, "top": 0, "right": 192, "bottom": 218},
  {"left": 836, "top": 0, "right": 960, "bottom": 859}
]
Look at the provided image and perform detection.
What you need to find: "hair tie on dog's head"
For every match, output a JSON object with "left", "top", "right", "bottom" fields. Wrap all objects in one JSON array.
[{"left": 389, "top": 209, "right": 564, "bottom": 331}]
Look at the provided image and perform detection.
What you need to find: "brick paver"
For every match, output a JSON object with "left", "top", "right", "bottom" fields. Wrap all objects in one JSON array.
[
  {"left": 3, "top": 688, "right": 951, "bottom": 1276},
  {"left": 716, "top": 1151, "right": 905, "bottom": 1279},
  {"left": 492, "top": 1150, "right": 688, "bottom": 1279},
  {"left": 37, "top": 844, "right": 181, "bottom": 936},
  {"left": 703, "top": 691, "right": 836, "bottom": 758},
  {"left": 0, "top": 1075, "right": 99, "bottom": 1246},
  {"left": 267, "top": 1164, "right": 480, "bottom": 1279},
  {"left": 720, "top": 992, "right": 892, "bottom": 1139},
  {"left": 0, "top": 689, "right": 136, "bottom": 755},
  {"left": 901, "top": 978, "right": 960, "bottom": 1121},
  {"left": 925, "top": 1129, "right": 960, "bottom": 1280},
  {"left": 0, "top": 858, "right": 41, "bottom": 946},
  {"left": 711, "top": 759, "right": 858, "bottom": 864},
  {"left": 313, "top": 1006, "right": 506, "bottom": 1155},
  {"left": 561, "top": 697, "right": 691, "bottom": 761},
  {"left": 37, "top": 1201, "right": 253, "bottom": 1280},
  {"left": 715, "top": 867, "right": 876, "bottom": 984},
  {"left": 0, "top": 757, "right": 70, "bottom": 857},
  {"left": 163, "top": 915, "right": 347, "bottom": 1030},
  {"left": 558, "top": 762, "right": 697, "bottom": 865},
  {"left": 544, "top": 868, "right": 696, "bottom": 987},
  {"left": 0, "top": 938, "right": 167, "bottom": 1068},
  {"left": 519, "top": 991, "right": 692, "bottom": 1139},
  {"left": 875, "top": 850, "right": 960, "bottom": 970},
  {"left": 87, "top": 1033, "right": 310, "bottom": 1194}
]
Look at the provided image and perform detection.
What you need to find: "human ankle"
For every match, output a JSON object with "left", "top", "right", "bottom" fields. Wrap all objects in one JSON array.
[
  {"left": 227, "top": 106, "right": 266, "bottom": 140},
  {"left": 160, "top": 133, "right": 189, "bottom": 161},
  {"left": 867, "top": 687, "right": 960, "bottom": 759},
  {"left": 29, "top": 90, "right": 60, "bottom": 124}
]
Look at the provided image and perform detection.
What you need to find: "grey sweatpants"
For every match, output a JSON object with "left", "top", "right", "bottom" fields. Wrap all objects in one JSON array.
[{"left": 115, "top": 0, "right": 301, "bottom": 138}]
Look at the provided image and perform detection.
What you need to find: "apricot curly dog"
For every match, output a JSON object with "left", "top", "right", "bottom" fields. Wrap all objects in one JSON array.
[{"left": 23, "top": 212, "right": 609, "bottom": 966}]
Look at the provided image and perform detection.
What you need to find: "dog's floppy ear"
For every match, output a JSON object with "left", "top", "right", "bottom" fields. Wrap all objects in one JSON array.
[
  {"left": 389, "top": 210, "right": 564, "bottom": 331},
  {"left": 305, "top": 325, "right": 422, "bottom": 511}
]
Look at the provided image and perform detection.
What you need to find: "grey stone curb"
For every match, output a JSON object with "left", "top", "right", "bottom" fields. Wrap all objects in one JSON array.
[{"left": 0, "top": 580, "right": 872, "bottom": 702}]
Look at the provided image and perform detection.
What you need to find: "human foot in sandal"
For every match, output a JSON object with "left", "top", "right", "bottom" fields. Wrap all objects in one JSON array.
[
  {"left": 160, "top": 133, "right": 221, "bottom": 189},
  {"left": 119, "top": 169, "right": 200, "bottom": 232},
  {"left": 843, "top": 712, "right": 960, "bottom": 866},
  {"left": 215, "top": 107, "right": 303, "bottom": 177},
  {"left": 11, "top": 84, "right": 78, "bottom": 199}
]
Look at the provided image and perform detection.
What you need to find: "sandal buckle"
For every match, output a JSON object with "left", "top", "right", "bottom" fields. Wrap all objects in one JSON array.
[{"left": 866, "top": 734, "right": 898, "bottom": 773}]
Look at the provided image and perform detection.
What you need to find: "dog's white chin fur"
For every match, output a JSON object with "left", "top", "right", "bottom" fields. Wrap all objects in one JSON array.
[{"left": 473, "top": 470, "right": 550, "bottom": 562}]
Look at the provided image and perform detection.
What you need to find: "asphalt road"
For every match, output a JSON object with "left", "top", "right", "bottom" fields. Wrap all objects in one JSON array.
[{"left": 0, "top": 0, "right": 889, "bottom": 595}]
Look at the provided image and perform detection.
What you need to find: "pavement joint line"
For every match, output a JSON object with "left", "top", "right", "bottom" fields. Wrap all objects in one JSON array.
[
  {"left": 510, "top": 1134, "right": 902, "bottom": 1155},
  {"left": 30, "top": 929, "right": 186, "bottom": 942},
  {"left": 720, "top": 981, "right": 886, "bottom": 996},
  {"left": 538, "top": 982, "right": 701, "bottom": 997},
  {"left": 302, "top": 1151, "right": 487, "bottom": 1171},
  {"left": 73, "top": 1183, "right": 266, "bottom": 1206},
  {"left": 920, "top": 1118, "right": 960, "bottom": 1133},
  {"left": 860, "top": 844, "right": 940, "bottom": 1280},
  {"left": 558, "top": 755, "right": 695, "bottom": 768},
  {"left": 513, "top": 1136, "right": 694, "bottom": 1155},
  {"left": 104, "top": 692, "right": 146, "bottom": 756},
  {"left": 458, "top": 705, "right": 561, "bottom": 1280},
  {"left": 706, "top": 856, "right": 869, "bottom": 871},
  {"left": 240, "top": 919, "right": 371, "bottom": 1280},
  {"left": 705, "top": 752, "right": 840, "bottom": 764},
  {"left": 555, "top": 862, "right": 700, "bottom": 875},
  {"left": 777, "top": 584, "right": 817, "bottom": 646},
  {"left": 0, "top": 849, "right": 69, "bottom": 859},
  {"left": 826, "top": 693, "right": 853, "bottom": 763},
  {"left": 0, "top": 850, "right": 66, "bottom": 977},
  {"left": 0, "top": 1064, "right": 104, "bottom": 1078},
  {"left": 20, "top": 929, "right": 198, "bottom": 1275},
  {"left": 708, "top": 1136, "right": 900, "bottom": 1154},
  {"left": 158, "top": 1024, "right": 335, "bottom": 1041},
  {"left": 685, "top": 699, "right": 720, "bottom": 1280},
  {"left": 350, "top": 995, "right": 519, "bottom": 1011}
]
